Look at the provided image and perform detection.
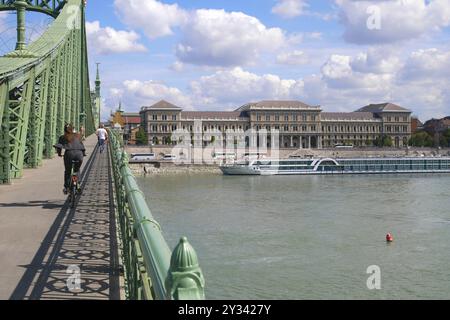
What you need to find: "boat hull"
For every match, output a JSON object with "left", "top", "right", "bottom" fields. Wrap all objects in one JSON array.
[{"left": 220, "top": 166, "right": 261, "bottom": 175}]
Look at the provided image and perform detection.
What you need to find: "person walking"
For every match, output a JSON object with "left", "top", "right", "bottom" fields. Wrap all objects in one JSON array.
[{"left": 96, "top": 124, "right": 108, "bottom": 153}]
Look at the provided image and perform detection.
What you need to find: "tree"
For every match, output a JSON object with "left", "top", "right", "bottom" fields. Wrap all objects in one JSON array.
[
  {"left": 440, "top": 128, "right": 450, "bottom": 147},
  {"left": 408, "top": 131, "right": 433, "bottom": 147},
  {"left": 382, "top": 136, "right": 393, "bottom": 147},
  {"left": 135, "top": 128, "right": 148, "bottom": 145}
]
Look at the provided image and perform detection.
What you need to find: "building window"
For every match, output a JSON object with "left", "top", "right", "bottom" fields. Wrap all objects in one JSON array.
[
  {"left": 275, "top": 115, "right": 280, "bottom": 121},
  {"left": 311, "top": 125, "right": 316, "bottom": 132},
  {"left": 172, "top": 115, "right": 177, "bottom": 121},
  {"left": 302, "top": 125, "right": 307, "bottom": 132},
  {"left": 266, "top": 115, "right": 270, "bottom": 121},
  {"left": 284, "top": 114, "right": 289, "bottom": 121},
  {"left": 152, "top": 114, "right": 157, "bottom": 121},
  {"left": 293, "top": 114, "right": 298, "bottom": 121},
  {"left": 257, "top": 114, "right": 261, "bottom": 121},
  {"left": 302, "top": 114, "right": 307, "bottom": 121},
  {"left": 172, "top": 125, "right": 177, "bottom": 131},
  {"left": 162, "top": 115, "right": 168, "bottom": 121},
  {"left": 284, "top": 125, "right": 289, "bottom": 132},
  {"left": 293, "top": 126, "right": 298, "bottom": 132}
]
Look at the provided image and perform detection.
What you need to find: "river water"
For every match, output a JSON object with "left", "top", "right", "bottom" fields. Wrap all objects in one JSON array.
[{"left": 136, "top": 174, "right": 450, "bottom": 299}]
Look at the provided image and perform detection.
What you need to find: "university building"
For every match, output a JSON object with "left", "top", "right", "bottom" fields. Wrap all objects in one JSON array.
[{"left": 139, "top": 100, "right": 412, "bottom": 148}]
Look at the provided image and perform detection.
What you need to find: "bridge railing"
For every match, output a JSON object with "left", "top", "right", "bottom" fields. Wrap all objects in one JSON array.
[{"left": 108, "top": 129, "right": 205, "bottom": 300}]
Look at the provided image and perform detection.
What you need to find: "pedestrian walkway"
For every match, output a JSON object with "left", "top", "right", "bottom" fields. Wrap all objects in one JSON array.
[{"left": 0, "top": 135, "right": 121, "bottom": 300}]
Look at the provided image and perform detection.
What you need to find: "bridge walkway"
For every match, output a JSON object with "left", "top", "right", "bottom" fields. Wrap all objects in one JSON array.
[{"left": 0, "top": 135, "right": 122, "bottom": 300}]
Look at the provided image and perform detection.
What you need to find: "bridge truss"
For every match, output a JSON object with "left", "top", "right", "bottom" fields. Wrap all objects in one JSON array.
[{"left": 0, "top": 0, "right": 98, "bottom": 184}]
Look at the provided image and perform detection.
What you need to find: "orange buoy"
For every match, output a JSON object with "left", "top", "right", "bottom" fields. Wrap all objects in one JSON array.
[{"left": 386, "top": 233, "right": 393, "bottom": 242}]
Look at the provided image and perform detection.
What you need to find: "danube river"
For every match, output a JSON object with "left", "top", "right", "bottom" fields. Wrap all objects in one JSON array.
[{"left": 136, "top": 174, "right": 450, "bottom": 299}]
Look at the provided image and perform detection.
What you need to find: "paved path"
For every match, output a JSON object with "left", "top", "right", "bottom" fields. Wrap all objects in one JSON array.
[{"left": 0, "top": 135, "right": 121, "bottom": 300}]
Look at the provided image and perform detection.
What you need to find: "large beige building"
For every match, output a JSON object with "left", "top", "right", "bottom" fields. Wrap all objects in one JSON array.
[{"left": 140, "top": 100, "right": 412, "bottom": 148}]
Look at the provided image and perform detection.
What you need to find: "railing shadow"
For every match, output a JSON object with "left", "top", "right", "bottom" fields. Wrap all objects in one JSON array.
[
  {"left": 0, "top": 200, "right": 65, "bottom": 209},
  {"left": 9, "top": 146, "right": 121, "bottom": 300}
]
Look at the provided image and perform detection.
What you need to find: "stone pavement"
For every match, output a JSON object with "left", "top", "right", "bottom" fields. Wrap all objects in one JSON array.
[{"left": 0, "top": 135, "right": 121, "bottom": 300}]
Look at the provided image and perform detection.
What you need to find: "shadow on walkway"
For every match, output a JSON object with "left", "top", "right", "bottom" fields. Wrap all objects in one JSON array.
[
  {"left": 9, "top": 146, "right": 121, "bottom": 300},
  {"left": 0, "top": 200, "right": 64, "bottom": 210}
]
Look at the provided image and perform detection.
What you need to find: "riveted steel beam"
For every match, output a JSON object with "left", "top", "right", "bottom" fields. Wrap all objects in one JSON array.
[{"left": 0, "top": 0, "right": 66, "bottom": 18}]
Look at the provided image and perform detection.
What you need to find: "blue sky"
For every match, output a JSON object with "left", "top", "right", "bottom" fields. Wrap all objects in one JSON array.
[{"left": 2, "top": 0, "right": 449, "bottom": 121}]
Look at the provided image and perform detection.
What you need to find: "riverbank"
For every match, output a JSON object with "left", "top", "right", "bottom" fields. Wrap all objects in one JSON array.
[
  {"left": 129, "top": 163, "right": 222, "bottom": 176},
  {"left": 126, "top": 145, "right": 450, "bottom": 160}
]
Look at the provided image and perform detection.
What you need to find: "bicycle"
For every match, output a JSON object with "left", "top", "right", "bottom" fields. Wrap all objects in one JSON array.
[{"left": 68, "top": 160, "right": 81, "bottom": 208}]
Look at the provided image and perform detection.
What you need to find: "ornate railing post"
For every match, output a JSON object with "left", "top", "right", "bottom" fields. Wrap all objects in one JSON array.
[{"left": 166, "top": 237, "right": 205, "bottom": 300}]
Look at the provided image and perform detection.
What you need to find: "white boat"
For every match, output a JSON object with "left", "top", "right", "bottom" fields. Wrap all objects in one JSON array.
[{"left": 220, "top": 157, "right": 450, "bottom": 175}]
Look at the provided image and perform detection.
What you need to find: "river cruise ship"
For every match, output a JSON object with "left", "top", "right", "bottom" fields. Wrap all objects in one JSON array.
[{"left": 220, "top": 157, "right": 450, "bottom": 175}]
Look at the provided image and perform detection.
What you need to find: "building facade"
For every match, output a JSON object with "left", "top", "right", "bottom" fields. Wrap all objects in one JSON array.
[
  {"left": 140, "top": 100, "right": 412, "bottom": 148},
  {"left": 110, "top": 103, "right": 141, "bottom": 144}
]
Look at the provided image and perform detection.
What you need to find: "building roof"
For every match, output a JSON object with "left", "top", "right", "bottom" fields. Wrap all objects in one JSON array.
[
  {"left": 356, "top": 103, "right": 411, "bottom": 113},
  {"left": 236, "top": 100, "right": 321, "bottom": 111},
  {"left": 321, "top": 112, "right": 380, "bottom": 121},
  {"left": 122, "top": 116, "right": 141, "bottom": 124},
  {"left": 141, "top": 100, "right": 182, "bottom": 111},
  {"left": 181, "top": 111, "right": 248, "bottom": 121}
]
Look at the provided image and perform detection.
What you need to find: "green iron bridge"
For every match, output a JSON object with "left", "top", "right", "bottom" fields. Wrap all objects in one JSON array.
[{"left": 0, "top": 0, "right": 205, "bottom": 300}]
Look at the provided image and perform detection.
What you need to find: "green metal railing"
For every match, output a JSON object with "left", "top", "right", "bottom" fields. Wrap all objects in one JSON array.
[{"left": 108, "top": 129, "right": 205, "bottom": 300}]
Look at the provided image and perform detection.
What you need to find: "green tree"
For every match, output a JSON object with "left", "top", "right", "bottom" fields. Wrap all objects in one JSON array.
[
  {"left": 408, "top": 131, "right": 433, "bottom": 147},
  {"left": 440, "top": 128, "right": 450, "bottom": 147},
  {"left": 135, "top": 128, "right": 148, "bottom": 145},
  {"left": 382, "top": 136, "right": 393, "bottom": 147}
]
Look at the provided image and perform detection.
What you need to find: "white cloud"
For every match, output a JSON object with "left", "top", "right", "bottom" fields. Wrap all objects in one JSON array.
[
  {"left": 277, "top": 50, "right": 309, "bottom": 65},
  {"left": 114, "top": 2, "right": 287, "bottom": 67},
  {"left": 170, "top": 61, "right": 184, "bottom": 72},
  {"left": 336, "top": 0, "right": 450, "bottom": 44},
  {"left": 86, "top": 21, "right": 147, "bottom": 54},
  {"left": 190, "top": 67, "right": 304, "bottom": 106},
  {"left": 121, "top": 80, "right": 193, "bottom": 109},
  {"left": 176, "top": 9, "right": 286, "bottom": 67},
  {"left": 113, "top": 0, "right": 188, "bottom": 39},
  {"left": 350, "top": 48, "right": 402, "bottom": 74},
  {"left": 400, "top": 48, "right": 450, "bottom": 81},
  {"left": 272, "top": 0, "right": 308, "bottom": 19}
]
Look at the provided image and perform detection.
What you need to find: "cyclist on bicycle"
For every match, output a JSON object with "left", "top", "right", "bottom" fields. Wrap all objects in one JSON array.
[
  {"left": 96, "top": 124, "right": 108, "bottom": 153},
  {"left": 55, "top": 123, "right": 86, "bottom": 194}
]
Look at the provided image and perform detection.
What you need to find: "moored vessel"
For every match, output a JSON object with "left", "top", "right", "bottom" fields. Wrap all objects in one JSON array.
[{"left": 220, "top": 157, "right": 450, "bottom": 175}]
